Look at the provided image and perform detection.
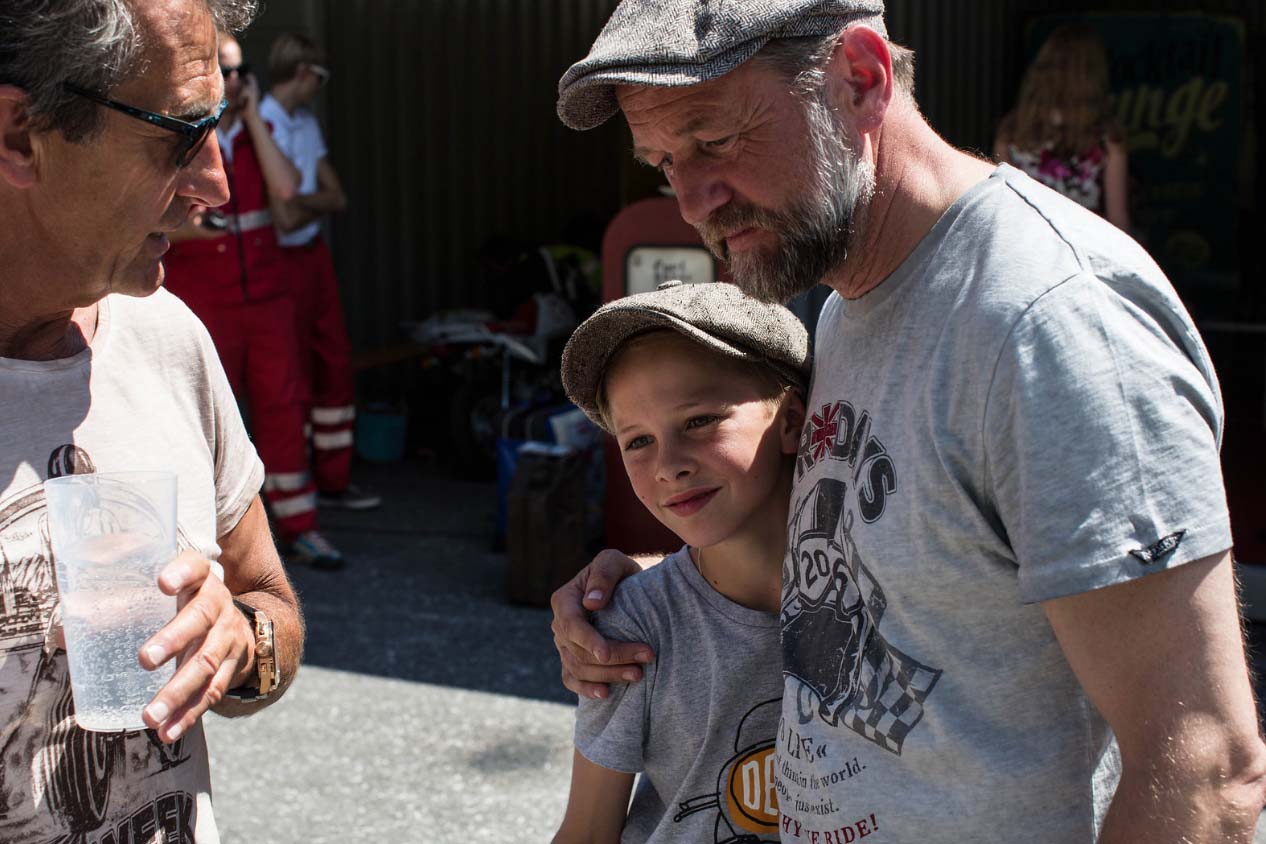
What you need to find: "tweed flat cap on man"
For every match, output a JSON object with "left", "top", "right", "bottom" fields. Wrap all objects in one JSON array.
[
  {"left": 562, "top": 280, "right": 811, "bottom": 431},
  {"left": 558, "top": 0, "right": 887, "bottom": 130}
]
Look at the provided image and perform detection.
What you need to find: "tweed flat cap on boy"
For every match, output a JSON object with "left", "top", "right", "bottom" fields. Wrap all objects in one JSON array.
[
  {"left": 562, "top": 280, "right": 811, "bottom": 431},
  {"left": 558, "top": 0, "right": 887, "bottom": 130}
]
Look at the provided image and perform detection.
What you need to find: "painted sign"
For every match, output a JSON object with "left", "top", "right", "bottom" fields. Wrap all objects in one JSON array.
[{"left": 1026, "top": 13, "right": 1246, "bottom": 315}]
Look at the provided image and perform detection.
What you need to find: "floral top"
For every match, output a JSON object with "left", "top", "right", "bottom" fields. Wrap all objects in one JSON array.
[{"left": 1009, "top": 141, "right": 1107, "bottom": 213}]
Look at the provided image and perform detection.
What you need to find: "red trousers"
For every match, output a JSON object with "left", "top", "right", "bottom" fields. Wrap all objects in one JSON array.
[
  {"left": 177, "top": 293, "right": 318, "bottom": 540},
  {"left": 282, "top": 238, "right": 356, "bottom": 494}
]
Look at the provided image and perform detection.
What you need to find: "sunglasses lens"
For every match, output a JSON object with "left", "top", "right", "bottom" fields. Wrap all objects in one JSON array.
[
  {"left": 176, "top": 133, "right": 202, "bottom": 168},
  {"left": 176, "top": 106, "right": 224, "bottom": 168}
]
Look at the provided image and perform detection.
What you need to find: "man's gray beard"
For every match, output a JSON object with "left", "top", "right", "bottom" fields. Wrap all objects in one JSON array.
[{"left": 697, "top": 94, "right": 875, "bottom": 305}]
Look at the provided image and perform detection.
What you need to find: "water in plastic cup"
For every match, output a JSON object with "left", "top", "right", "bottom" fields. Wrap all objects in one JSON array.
[{"left": 43, "top": 472, "right": 178, "bottom": 732}]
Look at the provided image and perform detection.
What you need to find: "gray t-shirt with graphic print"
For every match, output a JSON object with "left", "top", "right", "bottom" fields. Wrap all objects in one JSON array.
[
  {"left": 575, "top": 548, "right": 784, "bottom": 843},
  {"left": 776, "top": 165, "right": 1229, "bottom": 843}
]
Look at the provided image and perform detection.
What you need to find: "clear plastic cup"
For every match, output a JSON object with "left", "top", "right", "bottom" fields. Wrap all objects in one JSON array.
[{"left": 43, "top": 471, "right": 178, "bottom": 732}]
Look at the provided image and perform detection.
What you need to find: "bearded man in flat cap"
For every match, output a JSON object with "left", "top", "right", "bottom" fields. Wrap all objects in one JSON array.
[{"left": 549, "top": 2, "right": 1266, "bottom": 841}]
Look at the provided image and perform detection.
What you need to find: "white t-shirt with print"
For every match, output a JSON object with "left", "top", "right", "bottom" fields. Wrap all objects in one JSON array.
[{"left": 0, "top": 288, "right": 264, "bottom": 844}]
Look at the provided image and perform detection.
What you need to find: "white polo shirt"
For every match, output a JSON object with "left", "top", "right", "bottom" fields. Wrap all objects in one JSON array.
[{"left": 259, "top": 94, "right": 328, "bottom": 247}]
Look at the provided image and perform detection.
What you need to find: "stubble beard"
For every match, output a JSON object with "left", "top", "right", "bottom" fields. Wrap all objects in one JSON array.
[{"left": 696, "top": 92, "right": 876, "bottom": 305}]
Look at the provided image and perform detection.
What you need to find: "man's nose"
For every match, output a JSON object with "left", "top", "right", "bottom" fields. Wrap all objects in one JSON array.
[
  {"left": 670, "top": 158, "right": 733, "bottom": 227},
  {"left": 181, "top": 132, "right": 230, "bottom": 208}
]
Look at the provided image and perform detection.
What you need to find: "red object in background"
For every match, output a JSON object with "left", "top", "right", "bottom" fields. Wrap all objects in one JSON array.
[
  {"left": 281, "top": 238, "right": 356, "bottom": 495},
  {"left": 600, "top": 197, "right": 729, "bottom": 555},
  {"left": 164, "top": 131, "right": 317, "bottom": 541}
]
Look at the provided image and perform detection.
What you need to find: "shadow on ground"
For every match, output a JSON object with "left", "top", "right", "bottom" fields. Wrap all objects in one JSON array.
[{"left": 286, "top": 457, "right": 574, "bottom": 705}]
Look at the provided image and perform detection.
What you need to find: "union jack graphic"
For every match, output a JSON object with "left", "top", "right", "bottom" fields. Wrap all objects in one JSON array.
[{"left": 808, "top": 403, "right": 840, "bottom": 464}]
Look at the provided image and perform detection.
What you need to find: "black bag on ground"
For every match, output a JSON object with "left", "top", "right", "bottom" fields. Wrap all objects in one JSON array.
[{"left": 506, "top": 445, "right": 588, "bottom": 606}]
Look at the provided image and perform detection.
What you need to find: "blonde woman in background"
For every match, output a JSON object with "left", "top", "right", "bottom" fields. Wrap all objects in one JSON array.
[{"left": 995, "top": 23, "right": 1132, "bottom": 231}]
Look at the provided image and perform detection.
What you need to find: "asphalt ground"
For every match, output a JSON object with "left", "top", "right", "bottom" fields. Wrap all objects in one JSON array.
[
  {"left": 202, "top": 458, "right": 1266, "bottom": 843},
  {"left": 204, "top": 460, "right": 576, "bottom": 842}
]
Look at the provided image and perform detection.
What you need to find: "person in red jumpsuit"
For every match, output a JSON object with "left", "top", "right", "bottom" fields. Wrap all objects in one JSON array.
[
  {"left": 261, "top": 33, "right": 380, "bottom": 511},
  {"left": 165, "top": 33, "right": 344, "bottom": 569}
]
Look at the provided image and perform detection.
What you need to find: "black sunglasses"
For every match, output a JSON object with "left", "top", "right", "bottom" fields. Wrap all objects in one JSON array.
[
  {"left": 62, "top": 82, "right": 228, "bottom": 168},
  {"left": 220, "top": 62, "right": 251, "bottom": 78}
]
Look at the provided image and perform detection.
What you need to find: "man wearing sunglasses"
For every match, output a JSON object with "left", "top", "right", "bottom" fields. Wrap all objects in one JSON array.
[
  {"left": 0, "top": 2, "right": 304, "bottom": 842},
  {"left": 164, "top": 32, "right": 348, "bottom": 570}
]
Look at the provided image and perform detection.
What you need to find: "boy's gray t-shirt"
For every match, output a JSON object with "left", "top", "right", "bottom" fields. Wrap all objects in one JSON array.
[
  {"left": 575, "top": 548, "right": 784, "bottom": 843},
  {"left": 777, "top": 165, "right": 1229, "bottom": 843}
]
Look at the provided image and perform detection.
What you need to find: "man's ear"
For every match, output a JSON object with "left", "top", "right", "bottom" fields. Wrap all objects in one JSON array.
[
  {"left": 0, "top": 86, "right": 39, "bottom": 189},
  {"left": 823, "top": 25, "right": 893, "bottom": 136},
  {"left": 780, "top": 390, "right": 807, "bottom": 456}
]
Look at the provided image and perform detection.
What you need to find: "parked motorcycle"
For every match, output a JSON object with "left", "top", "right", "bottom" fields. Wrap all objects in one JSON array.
[
  {"left": 409, "top": 293, "right": 574, "bottom": 476},
  {"left": 409, "top": 242, "right": 599, "bottom": 476}
]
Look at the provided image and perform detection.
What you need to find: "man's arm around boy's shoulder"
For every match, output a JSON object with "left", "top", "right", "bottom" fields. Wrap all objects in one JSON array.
[{"left": 552, "top": 550, "right": 662, "bottom": 700}]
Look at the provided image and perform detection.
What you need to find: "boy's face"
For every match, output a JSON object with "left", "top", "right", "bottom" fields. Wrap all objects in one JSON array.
[{"left": 605, "top": 333, "right": 804, "bottom": 549}]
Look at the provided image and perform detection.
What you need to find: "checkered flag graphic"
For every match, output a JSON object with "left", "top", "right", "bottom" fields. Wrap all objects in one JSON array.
[
  {"left": 831, "top": 505, "right": 940, "bottom": 753},
  {"left": 838, "top": 636, "right": 942, "bottom": 754},
  {"left": 784, "top": 478, "right": 942, "bottom": 756}
]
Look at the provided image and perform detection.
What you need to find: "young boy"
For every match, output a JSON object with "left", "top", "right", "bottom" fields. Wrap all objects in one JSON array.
[{"left": 554, "top": 281, "right": 809, "bottom": 844}]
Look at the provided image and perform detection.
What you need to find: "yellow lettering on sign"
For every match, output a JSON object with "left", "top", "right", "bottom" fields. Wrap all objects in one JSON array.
[{"left": 1113, "top": 77, "right": 1230, "bottom": 159}]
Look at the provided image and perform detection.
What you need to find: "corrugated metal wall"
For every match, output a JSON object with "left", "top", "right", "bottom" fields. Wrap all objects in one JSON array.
[
  {"left": 238, "top": 0, "right": 323, "bottom": 66},
  {"left": 316, "top": 0, "right": 624, "bottom": 353},
  {"left": 886, "top": 1, "right": 1011, "bottom": 154}
]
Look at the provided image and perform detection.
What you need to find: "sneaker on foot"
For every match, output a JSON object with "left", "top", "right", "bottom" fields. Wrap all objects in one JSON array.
[
  {"left": 290, "top": 530, "right": 344, "bottom": 570},
  {"left": 318, "top": 484, "right": 382, "bottom": 511}
]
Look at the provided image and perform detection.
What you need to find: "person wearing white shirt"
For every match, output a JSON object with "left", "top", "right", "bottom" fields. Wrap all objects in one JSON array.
[{"left": 260, "top": 33, "right": 380, "bottom": 512}]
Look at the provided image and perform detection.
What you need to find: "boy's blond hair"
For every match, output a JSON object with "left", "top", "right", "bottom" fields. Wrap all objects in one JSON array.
[{"left": 595, "top": 330, "right": 798, "bottom": 433}]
